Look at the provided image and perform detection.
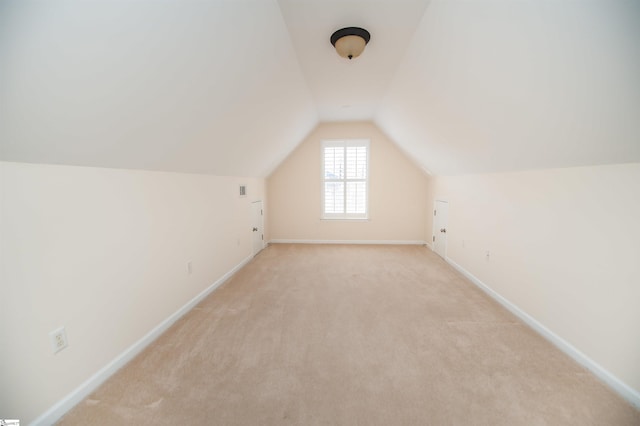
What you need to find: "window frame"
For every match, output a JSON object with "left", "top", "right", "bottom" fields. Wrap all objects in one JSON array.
[{"left": 321, "top": 139, "right": 370, "bottom": 220}]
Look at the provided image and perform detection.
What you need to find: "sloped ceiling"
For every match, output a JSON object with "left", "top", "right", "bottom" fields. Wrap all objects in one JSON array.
[
  {"left": 1, "top": 0, "right": 639, "bottom": 177},
  {"left": 0, "top": 0, "right": 317, "bottom": 177},
  {"left": 277, "top": 0, "right": 430, "bottom": 122},
  {"left": 376, "top": 0, "right": 640, "bottom": 175}
]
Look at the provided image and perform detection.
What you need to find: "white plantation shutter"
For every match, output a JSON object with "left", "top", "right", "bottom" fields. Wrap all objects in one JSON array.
[{"left": 322, "top": 140, "right": 369, "bottom": 219}]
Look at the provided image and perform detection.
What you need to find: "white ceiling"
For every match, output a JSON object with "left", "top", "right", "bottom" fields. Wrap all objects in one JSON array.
[
  {"left": 1, "top": 0, "right": 639, "bottom": 177},
  {"left": 376, "top": 0, "right": 640, "bottom": 175},
  {"left": 0, "top": 0, "right": 317, "bottom": 177},
  {"left": 278, "top": 0, "right": 430, "bottom": 122}
]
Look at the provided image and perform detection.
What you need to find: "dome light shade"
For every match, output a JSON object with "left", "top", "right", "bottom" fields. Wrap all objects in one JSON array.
[{"left": 330, "top": 27, "right": 371, "bottom": 60}]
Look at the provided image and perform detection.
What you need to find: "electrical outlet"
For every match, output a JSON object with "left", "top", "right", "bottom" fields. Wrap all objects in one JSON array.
[
  {"left": 49, "top": 327, "right": 68, "bottom": 354},
  {"left": 485, "top": 250, "right": 491, "bottom": 259},
  {"left": 187, "top": 261, "right": 193, "bottom": 275}
]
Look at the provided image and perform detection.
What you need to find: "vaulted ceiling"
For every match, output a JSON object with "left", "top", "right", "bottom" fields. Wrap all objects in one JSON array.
[{"left": 1, "top": 0, "right": 639, "bottom": 177}]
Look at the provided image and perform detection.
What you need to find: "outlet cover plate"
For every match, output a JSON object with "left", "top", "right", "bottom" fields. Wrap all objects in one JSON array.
[{"left": 49, "top": 327, "right": 68, "bottom": 354}]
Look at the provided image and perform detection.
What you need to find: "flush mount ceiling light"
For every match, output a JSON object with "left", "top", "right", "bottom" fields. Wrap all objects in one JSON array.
[{"left": 330, "top": 27, "right": 371, "bottom": 60}]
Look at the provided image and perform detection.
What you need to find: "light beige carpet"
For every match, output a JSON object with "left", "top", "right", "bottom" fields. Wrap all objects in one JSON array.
[{"left": 59, "top": 244, "right": 639, "bottom": 425}]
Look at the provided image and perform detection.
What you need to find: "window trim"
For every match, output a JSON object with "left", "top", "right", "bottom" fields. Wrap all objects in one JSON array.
[{"left": 321, "top": 139, "right": 370, "bottom": 220}]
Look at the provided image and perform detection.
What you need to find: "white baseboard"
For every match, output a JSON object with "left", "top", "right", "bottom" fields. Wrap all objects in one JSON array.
[
  {"left": 269, "top": 239, "right": 428, "bottom": 245},
  {"left": 445, "top": 256, "right": 640, "bottom": 410},
  {"left": 31, "top": 254, "right": 254, "bottom": 426}
]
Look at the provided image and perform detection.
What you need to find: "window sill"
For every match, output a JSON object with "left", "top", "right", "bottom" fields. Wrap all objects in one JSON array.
[{"left": 320, "top": 218, "right": 370, "bottom": 222}]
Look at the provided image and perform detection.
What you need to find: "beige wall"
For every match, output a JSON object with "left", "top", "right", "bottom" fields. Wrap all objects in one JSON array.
[
  {"left": 433, "top": 163, "right": 640, "bottom": 394},
  {"left": 267, "top": 122, "right": 431, "bottom": 243},
  {"left": 0, "top": 162, "right": 265, "bottom": 423}
]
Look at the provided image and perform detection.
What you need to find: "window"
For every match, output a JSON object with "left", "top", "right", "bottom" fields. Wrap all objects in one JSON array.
[{"left": 322, "top": 139, "right": 369, "bottom": 219}]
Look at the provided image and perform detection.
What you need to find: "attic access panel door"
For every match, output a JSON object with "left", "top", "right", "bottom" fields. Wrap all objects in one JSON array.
[
  {"left": 433, "top": 200, "right": 448, "bottom": 259},
  {"left": 251, "top": 201, "right": 264, "bottom": 256}
]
